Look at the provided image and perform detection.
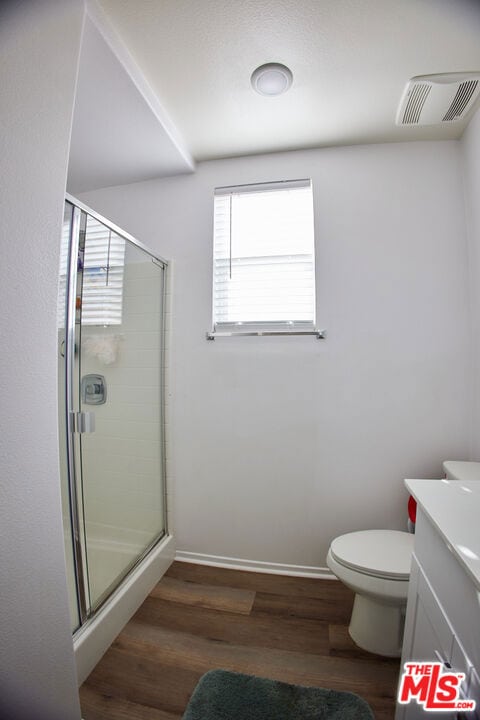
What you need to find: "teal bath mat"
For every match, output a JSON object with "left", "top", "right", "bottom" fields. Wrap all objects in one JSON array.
[{"left": 182, "top": 669, "right": 374, "bottom": 720}]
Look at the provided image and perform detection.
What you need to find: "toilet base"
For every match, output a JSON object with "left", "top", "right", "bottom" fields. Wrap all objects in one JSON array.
[{"left": 349, "top": 593, "right": 405, "bottom": 657}]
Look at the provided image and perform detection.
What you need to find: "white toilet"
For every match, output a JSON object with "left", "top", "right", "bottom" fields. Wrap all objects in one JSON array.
[{"left": 327, "top": 529, "right": 414, "bottom": 657}]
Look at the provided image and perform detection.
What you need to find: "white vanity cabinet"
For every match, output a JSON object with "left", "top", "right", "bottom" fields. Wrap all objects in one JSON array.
[{"left": 396, "top": 480, "right": 480, "bottom": 720}]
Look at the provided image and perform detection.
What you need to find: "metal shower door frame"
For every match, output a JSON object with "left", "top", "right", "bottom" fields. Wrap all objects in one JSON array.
[{"left": 63, "top": 194, "right": 169, "bottom": 631}]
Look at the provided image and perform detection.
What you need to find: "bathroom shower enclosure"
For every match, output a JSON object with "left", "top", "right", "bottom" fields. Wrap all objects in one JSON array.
[{"left": 58, "top": 196, "right": 173, "bottom": 679}]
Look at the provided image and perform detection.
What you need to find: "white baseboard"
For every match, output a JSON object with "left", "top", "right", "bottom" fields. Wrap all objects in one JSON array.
[{"left": 175, "top": 550, "right": 334, "bottom": 579}]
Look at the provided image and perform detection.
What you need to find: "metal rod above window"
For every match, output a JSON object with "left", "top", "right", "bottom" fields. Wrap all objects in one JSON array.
[{"left": 214, "top": 178, "right": 312, "bottom": 196}]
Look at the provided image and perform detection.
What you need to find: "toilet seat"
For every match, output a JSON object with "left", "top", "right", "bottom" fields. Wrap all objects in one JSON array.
[{"left": 330, "top": 530, "right": 414, "bottom": 580}]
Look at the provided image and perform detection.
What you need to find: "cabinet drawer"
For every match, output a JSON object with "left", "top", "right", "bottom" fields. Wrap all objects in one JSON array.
[
  {"left": 416, "top": 563, "right": 454, "bottom": 665},
  {"left": 452, "top": 638, "right": 480, "bottom": 720},
  {"left": 414, "top": 510, "right": 480, "bottom": 668},
  {"left": 468, "top": 667, "right": 480, "bottom": 720}
]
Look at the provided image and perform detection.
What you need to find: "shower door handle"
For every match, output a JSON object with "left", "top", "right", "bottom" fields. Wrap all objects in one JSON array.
[{"left": 72, "top": 411, "right": 96, "bottom": 433}]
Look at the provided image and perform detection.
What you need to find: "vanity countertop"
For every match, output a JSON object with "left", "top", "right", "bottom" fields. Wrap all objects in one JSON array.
[{"left": 406, "top": 478, "right": 480, "bottom": 591}]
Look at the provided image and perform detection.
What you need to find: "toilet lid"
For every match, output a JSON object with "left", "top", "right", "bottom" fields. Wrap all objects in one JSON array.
[{"left": 330, "top": 530, "right": 414, "bottom": 579}]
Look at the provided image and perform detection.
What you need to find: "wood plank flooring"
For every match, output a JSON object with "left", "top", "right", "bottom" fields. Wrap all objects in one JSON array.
[{"left": 80, "top": 562, "right": 400, "bottom": 720}]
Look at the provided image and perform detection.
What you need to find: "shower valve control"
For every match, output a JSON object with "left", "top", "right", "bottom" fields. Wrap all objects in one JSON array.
[{"left": 81, "top": 374, "right": 107, "bottom": 405}]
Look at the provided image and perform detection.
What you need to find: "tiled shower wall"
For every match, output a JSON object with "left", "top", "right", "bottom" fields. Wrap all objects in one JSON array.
[{"left": 81, "top": 258, "right": 165, "bottom": 545}]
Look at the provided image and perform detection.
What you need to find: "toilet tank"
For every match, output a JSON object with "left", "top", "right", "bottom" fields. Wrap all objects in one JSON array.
[{"left": 443, "top": 460, "right": 480, "bottom": 481}]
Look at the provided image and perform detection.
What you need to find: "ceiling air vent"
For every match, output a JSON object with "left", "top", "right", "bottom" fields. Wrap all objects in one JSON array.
[{"left": 396, "top": 72, "right": 480, "bottom": 126}]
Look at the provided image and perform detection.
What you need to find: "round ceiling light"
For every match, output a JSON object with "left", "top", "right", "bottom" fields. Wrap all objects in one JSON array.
[{"left": 251, "top": 63, "right": 293, "bottom": 96}]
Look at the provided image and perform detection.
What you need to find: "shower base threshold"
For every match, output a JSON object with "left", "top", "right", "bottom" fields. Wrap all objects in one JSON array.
[{"left": 73, "top": 533, "right": 175, "bottom": 684}]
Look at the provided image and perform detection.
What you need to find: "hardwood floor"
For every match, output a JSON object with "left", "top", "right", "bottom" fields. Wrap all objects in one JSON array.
[{"left": 80, "top": 562, "right": 400, "bottom": 720}]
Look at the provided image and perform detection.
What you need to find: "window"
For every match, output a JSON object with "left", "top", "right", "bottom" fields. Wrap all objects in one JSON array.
[{"left": 212, "top": 179, "right": 316, "bottom": 334}]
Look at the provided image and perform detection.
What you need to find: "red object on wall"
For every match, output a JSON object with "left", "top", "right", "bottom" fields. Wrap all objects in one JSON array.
[{"left": 408, "top": 495, "right": 417, "bottom": 523}]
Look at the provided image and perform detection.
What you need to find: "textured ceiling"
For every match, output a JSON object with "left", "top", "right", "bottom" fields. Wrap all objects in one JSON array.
[{"left": 94, "top": 0, "right": 480, "bottom": 161}]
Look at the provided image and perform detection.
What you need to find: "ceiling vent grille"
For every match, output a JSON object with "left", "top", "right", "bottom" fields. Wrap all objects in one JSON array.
[
  {"left": 397, "top": 73, "right": 480, "bottom": 126},
  {"left": 402, "top": 83, "right": 431, "bottom": 124},
  {"left": 443, "top": 80, "right": 478, "bottom": 121}
]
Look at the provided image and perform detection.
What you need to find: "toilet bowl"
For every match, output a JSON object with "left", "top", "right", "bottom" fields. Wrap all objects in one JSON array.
[{"left": 327, "top": 529, "right": 414, "bottom": 657}]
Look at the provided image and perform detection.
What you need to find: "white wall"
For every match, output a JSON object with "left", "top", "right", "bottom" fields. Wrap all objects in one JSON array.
[
  {"left": 0, "top": 2, "right": 84, "bottom": 718},
  {"left": 80, "top": 139, "right": 471, "bottom": 571},
  {"left": 462, "top": 107, "right": 480, "bottom": 459}
]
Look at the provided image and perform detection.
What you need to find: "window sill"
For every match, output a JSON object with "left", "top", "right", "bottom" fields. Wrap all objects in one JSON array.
[{"left": 206, "top": 328, "right": 326, "bottom": 340}]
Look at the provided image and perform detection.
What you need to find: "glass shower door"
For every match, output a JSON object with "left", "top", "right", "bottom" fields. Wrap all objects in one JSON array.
[
  {"left": 78, "top": 213, "right": 166, "bottom": 610},
  {"left": 59, "top": 198, "right": 167, "bottom": 627}
]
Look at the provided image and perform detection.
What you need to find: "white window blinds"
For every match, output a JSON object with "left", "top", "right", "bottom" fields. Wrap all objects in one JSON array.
[
  {"left": 82, "top": 216, "right": 126, "bottom": 325},
  {"left": 58, "top": 215, "right": 126, "bottom": 327},
  {"left": 213, "top": 179, "right": 315, "bottom": 330}
]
